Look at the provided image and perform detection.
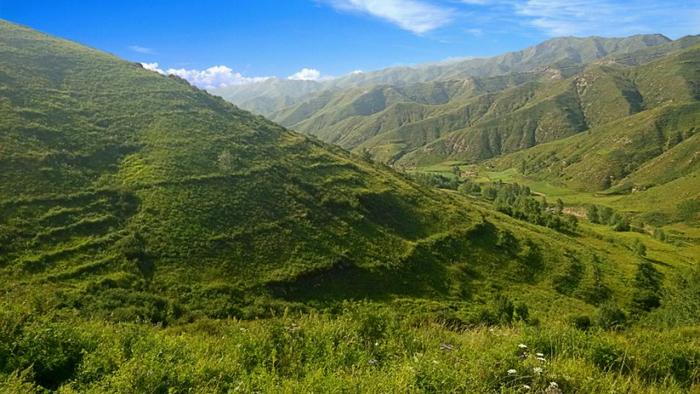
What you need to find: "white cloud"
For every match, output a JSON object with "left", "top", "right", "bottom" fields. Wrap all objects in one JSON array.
[
  {"left": 288, "top": 68, "right": 322, "bottom": 81},
  {"left": 141, "top": 62, "right": 165, "bottom": 74},
  {"left": 140, "top": 63, "right": 271, "bottom": 89},
  {"left": 168, "top": 66, "right": 272, "bottom": 89},
  {"left": 326, "top": 0, "right": 453, "bottom": 34},
  {"left": 129, "top": 45, "right": 154, "bottom": 54}
]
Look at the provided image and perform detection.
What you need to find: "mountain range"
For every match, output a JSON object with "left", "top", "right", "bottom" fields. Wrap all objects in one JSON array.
[{"left": 214, "top": 34, "right": 674, "bottom": 116}]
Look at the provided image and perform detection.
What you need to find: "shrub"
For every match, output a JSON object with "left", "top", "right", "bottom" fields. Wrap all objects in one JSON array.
[
  {"left": 586, "top": 205, "right": 599, "bottom": 223},
  {"left": 612, "top": 217, "right": 630, "bottom": 232},
  {"left": 590, "top": 340, "right": 633, "bottom": 373},
  {"left": 632, "top": 239, "right": 646, "bottom": 256},
  {"left": 569, "top": 315, "right": 592, "bottom": 331},
  {"left": 596, "top": 304, "right": 627, "bottom": 330},
  {"left": 677, "top": 199, "right": 700, "bottom": 222},
  {"left": 598, "top": 206, "right": 614, "bottom": 224},
  {"left": 514, "top": 303, "right": 530, "bottom": 322},
  {"left": 13, "top": 323, "right": 93, "bottom": 390},
  {"left": 493, "top": 295, "right": 515, "bottom": 325}
]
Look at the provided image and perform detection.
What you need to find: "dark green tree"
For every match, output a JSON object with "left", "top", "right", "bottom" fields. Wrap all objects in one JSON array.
[
  {"left": 631, "top": 261, "right": 663, "bottom": 312},
  {"left": 586, "top": 205, "right": 599, "bottom": 223}
]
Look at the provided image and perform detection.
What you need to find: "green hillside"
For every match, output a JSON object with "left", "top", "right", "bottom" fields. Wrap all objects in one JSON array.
[
  {"left": 0, "top": 19, "right": 489, "bottom": 316},
  {"left": 397, "top": 42, "right": 700, "bottom": 166},
  {"left": 1, "top": 21, "right": 699, "bottom": 393}
]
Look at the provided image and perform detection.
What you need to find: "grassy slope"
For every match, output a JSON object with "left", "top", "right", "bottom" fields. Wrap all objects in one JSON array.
[
  {"left": 1, "top": 21, "right": 698, "bottom": 392},
  {"left": 0, "top": 20, "right": 494, "bottom": 312}
]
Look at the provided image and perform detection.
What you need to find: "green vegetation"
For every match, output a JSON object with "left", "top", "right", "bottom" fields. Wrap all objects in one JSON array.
[
  {"left": 0, "top": 20, "right": 698, "bottom": 392},
  {"left": 2, "top": 298, "right": 700, "bottom": 393},
  {"left": 479, "top": 182, "right": 578, "bottom": 233}
]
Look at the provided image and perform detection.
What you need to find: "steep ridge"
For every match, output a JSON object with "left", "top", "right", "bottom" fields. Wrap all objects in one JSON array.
[
  {"left": 219, "top": 36, "right": 699, "bottom": 168},
  {"left": 397, "top": 43, "right": 700, "bottom": 166}
]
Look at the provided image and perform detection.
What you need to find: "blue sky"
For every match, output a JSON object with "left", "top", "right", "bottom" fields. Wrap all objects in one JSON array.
[{"left": 2, "top": 0, "right": 699, "bottom": 88}]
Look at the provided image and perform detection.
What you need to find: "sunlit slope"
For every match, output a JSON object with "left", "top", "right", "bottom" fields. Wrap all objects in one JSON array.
[{"left": 0, "top": 20, "right": 486, "bottom": 309}]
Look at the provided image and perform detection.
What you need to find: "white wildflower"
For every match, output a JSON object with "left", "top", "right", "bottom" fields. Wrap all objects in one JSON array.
[
  {"left": 533, "top": 367, "right": 543, "bottom": 374},
  {"left": 523, "top": 385, "right": 531, "bottom": 390},
  {"left": 518, "top": 343, "right": 528, "bottom": 349},
  {"left": 536, "top": 352, "right": 545, "bottom": 357},
  {"left": 537, "top": 356, "right": 547, "bottom": 362},
  {"left": 507, "top": 369, "right": 517, "bottom": 375}
]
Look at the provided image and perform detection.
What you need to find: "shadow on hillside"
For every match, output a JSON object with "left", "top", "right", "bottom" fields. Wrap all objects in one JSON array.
[{"left": 267, "top": 221, "right": 505, "bottom": 303}]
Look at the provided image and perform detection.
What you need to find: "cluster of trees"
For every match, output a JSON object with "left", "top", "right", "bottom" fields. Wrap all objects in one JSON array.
[
  {"left": 478, "top": 181, "right": 578, "bottom": 233},
  {"left": 586, "top": 205, "right": 630, "bottom": 231},
  {"left": 408, "top": 174, "right": 578, "bottom": 233},
  {"left": 408, "top": 172, "right": 460, "bottom": 190}
]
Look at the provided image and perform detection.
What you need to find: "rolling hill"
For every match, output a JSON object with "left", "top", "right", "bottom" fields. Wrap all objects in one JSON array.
[{"left": 0, "top": 19, "right": 485, "bottom": 316}]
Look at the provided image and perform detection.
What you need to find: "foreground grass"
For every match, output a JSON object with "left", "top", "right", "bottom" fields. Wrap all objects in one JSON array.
[{"left": 1, "top": 300, "right": 698, "bottom": 393}]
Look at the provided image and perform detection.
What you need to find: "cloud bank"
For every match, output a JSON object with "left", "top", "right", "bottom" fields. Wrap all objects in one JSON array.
[
  {"left": 141, "top": 64, "right": 332, "bottom": 88},
  {"left": 140, "top": 63, "right": 271, "bottom": 89}
]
